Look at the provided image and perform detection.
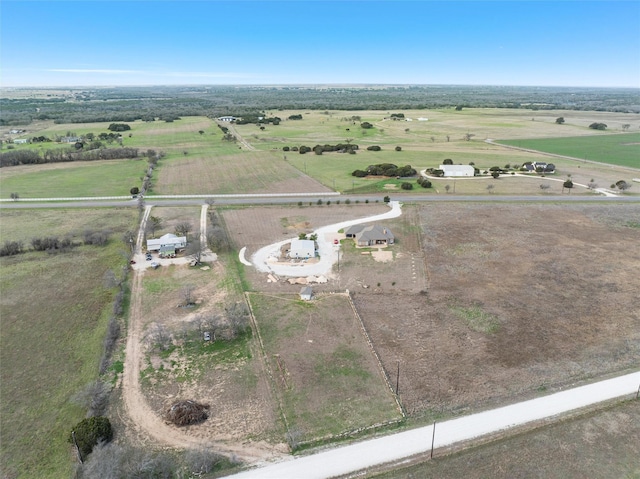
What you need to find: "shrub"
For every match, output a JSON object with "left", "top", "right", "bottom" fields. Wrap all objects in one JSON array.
[
  {"left": 395, "top": 146, "right": 402, "bottom": 151},
  {"left": 589, "top": 122, "right": 607, "bottom": 130},
  {"left": 367, "top": 145, "right": 381, "bottom": 151},
  {"left": 0, "top": 240, "right": 24, "bottom": 256},
  {"left": 166, "top": 400, "right": 209, "bottom": 426},
  {"left": 70, "top": 416, "right": 113, "bottom": 457},
  {"left": 401, "top": 182, "right": 413, "bottom": 190}
]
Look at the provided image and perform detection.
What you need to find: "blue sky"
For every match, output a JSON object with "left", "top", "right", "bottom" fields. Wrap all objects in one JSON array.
[{"left": 1, "top": 1, "right": 639, "bottom": 88}]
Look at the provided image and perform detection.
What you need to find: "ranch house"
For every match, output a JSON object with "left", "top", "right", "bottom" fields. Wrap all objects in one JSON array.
[
  {"left": 147, "top": 233, "right": 187, "bottom": 256},
  {"left": 344, "top": 225, "right": 395, "bottom": 247},
  {"left": 439, "top": 165, "right": 475, "bottom": 177},
  {"left": 288, "top": 239, "right": 316, "bottom": 259}
]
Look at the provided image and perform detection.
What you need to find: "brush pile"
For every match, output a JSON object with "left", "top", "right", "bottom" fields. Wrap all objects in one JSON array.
[{"left": 166, "top": 400, "right": 210, "bottom": 426}]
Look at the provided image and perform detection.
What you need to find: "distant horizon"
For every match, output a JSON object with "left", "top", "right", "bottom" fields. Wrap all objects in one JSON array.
[
  {"left": 2, "top": 83, "right": 639, "bottom": 90},
  {"left": 2, "top": 1, "right": 639, "bottom": 89}
]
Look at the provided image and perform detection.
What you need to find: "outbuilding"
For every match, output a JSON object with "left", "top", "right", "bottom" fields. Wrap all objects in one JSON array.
[
  {"left": 299, "top": 286, "right": 313, "bottom": 301},
  {"left": 439, "top": 165, "right": 475, "bottom": 177},
  {"left": 289, "top": 239, "right": 315, "bottom": 259}
]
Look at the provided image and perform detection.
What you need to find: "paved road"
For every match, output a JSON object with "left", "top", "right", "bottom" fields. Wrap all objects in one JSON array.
[
  {"left": 1, "top": 193, "right": 639, "bottom": 209},
  {"left": 227, "top": 371, "right": 640, "bottom": 478}
]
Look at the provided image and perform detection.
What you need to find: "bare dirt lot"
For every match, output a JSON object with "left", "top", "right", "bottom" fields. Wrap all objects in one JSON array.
[{"left": 351, "top": 203, "right": 640, "bottom": 418}]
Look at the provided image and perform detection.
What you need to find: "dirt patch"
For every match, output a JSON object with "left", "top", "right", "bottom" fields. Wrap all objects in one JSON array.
[
  {"left": 352, "top": 203, "right": 640, "bottom": 418},
  {"left": 371, "top": 249, "right": 393, "bottom": 262}
]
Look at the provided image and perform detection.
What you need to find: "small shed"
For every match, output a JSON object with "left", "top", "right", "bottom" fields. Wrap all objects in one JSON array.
[
  {"left": 289, "top": 239, "right": 315, "bottom": 259},
  {"left": 300, "top": 286, "right": 313, "bottom": 301}
]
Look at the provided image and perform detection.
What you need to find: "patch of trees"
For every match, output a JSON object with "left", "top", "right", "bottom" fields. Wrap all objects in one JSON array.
[
  {"left": 75, "top": 442, "right": 231, "bottom": 478},
  {"left": 290, "top": 143, "right": 359, "bottom": 155},
  {"left": 367, "top": 145, "right": 382, "bottom": 151},
  {"left": 417, "top": 177, "right": 432, "bottom": 188},
  {"left": 589, "top": 122, "right": 607, "bottom": 130},
  {"left": 390, "top": 113, "right": 405, "bottom": 119},
  {"left": 360, "top": 121, "right": 374, "bottom": 129},
  {"left": 107, "top": 123, "right": 131, "bottom": 132},
  {"left": 206, "top": 209, "right": 230, "bottom": 252},
  {"left": 353, "top": 163, "right": 417, "bottom": 177},
  {"left": 235, "top": 115, "right": 281, "bottom": 126},
  {"left": 288, "top": 114, "right": 303, "bottom": 120},
  {"left": 0, "top": 230, "right": 112, "bottom": 257},
  {"left": 424, "top": 167, "right": 445, "bottom": 177},
  {"left": 0, "top": 147, "right": 139, "bottom": 167}
]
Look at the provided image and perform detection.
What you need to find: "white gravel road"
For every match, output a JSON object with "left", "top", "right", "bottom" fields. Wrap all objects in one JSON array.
[{"left": 228, "top": 371, "right": 640, "bottom": 478}]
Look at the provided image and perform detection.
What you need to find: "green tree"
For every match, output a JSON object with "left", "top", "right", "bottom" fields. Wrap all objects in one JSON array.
[
  {"left": 70, "top": 416, "right": 113, "bottom": 458},
  {"left": 443, "top": 158, "right": 453, "bottom": 165},
  {"left": 555, "top": 117, "right": 565, "bottom": 124},
  {"left": 383, "top": 195, "right": 390, "bottom": 203},
  {"left": 589, "top": 122, "right": 607, "bottom": 130},
  {"left": 563, "top": 179, "right": 574, "bottom": 193}
]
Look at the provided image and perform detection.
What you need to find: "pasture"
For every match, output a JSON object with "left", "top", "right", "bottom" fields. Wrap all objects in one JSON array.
[
  {"left": 0, "top": 208, "right": 138, "bottom": 479},
  {"left": 2, "top": 109, "right": 637, "bottom": 199},
  {"left": 498, "top": 132, "right": 640, "bottom": 168},
  {"left": 247, "top": 292, "right": 403, "bottom": 445}
]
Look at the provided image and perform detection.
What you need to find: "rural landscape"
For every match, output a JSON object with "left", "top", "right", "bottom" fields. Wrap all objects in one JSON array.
[{"left": 1, "top": 85, "right": 639, "bottom": 479}]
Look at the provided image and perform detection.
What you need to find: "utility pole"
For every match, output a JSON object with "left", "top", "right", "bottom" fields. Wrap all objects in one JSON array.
[{"left": 430, "top": 421, "right": 436, "bottom": 459}]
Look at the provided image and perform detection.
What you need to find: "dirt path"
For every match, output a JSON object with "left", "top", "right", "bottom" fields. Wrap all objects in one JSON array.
[{"left": 120, "top": 205, "right": 283, "bottom": 462}]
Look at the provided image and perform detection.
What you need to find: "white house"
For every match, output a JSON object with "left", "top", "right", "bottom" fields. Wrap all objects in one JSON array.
[
  {"left": 289, "top": 239, "right": 315, "bottom": 259},
  {"left": 439, "top": 165, "right": 475, "bottom": 177},
  {"left": 147, "top": 233, "right": 187, "bottom": 253},
  {"left": 217, "top": 116, "right": 237, "bottom": 122}
]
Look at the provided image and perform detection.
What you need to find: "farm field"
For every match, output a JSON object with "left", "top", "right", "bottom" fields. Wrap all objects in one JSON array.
[
  {"left": 0, "top": 208, "right": 138, "bottom": 479},
  {"left": 351, "top": 203, "right": 640, "bottom": 420},
  {"left": 499, "top": 132, "right": 640, "bottom": 168},
  {"left": 223, "top": 201, "right": 639, "bottom": 426},
  {"left": 2, "top": 109, "right": 638, "bottom": 199},
  {"left": 370, "top": 399, "right": 640, "bottom": 479}
]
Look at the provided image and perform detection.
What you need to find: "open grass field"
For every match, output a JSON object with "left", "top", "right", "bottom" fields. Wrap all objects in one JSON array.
[
  {"left": 0, "top": 159, "right": 147, "bottom": 198},
  {"left": 499, "top": 132, "right": 640, "bottom": 168},
  {"left": 370, "top": 399, "right": 640, "bottom": 479},
  {"left": 247, "top": 292, "right": 403, "bottom": 444},
  {"left": 0, "top": 209, "right": 138, "bottom": 479},
  {"left": 2, "top": 110, "right": 637, "bottom": 199}
]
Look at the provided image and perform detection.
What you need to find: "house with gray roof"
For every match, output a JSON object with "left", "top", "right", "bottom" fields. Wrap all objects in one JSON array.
[{"left": 344, "top": 224, "right": 394, "bottom": 247}]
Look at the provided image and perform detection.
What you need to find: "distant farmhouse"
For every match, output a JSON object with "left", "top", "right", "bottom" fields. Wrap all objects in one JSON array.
[
  {"left": 289, "top": 239, "right": 316, "bottom": 259},
  {"left": 147, "top": 233, "right": 187, "bottom": 257},
  {"left": 522, "top": 161, "right": 555, "bottom": 173},
  {"left": 217, "top": 116, "right": 237, "bottom": 122},
  {"left": 345, "top": 225, "right": 395, "bottom": 247},
  {"left": 439, "top": 164, "right": 475, "bottom": 177}
]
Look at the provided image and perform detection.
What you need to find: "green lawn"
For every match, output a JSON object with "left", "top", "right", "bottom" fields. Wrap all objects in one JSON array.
[
  {"left": 0, "top": 159, "right": 147, "bottom": 198},
  {"left": 0, "top": 209, "right": 137, "bottom": 479},
  {"left": 498, "top": 133, "right": 640, "bottom": 168}
]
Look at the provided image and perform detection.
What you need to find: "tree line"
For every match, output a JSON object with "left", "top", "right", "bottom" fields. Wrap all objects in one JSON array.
[
  {"left": 0, "top": 147, "right": 140, "bottom": 167},
  {"left": 2, "top": 85, "right": 638, "bottom": 126}
]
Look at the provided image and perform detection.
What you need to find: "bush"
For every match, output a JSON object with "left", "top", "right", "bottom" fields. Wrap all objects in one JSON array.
[
  {"left": 70, "top": 416, "right": 113, "bottom": 457},
  {"left": 395, "top": 146, "right": 402, "bottom": 151},
  {"left": 0, "top": 240, "right": 24, "bottom": 256},
  {"left": 366, "top": 145, "right": 381, "bottom": 151},
  {"left": 589, "top": 122, "right": 607, "bottom": 130},
  {"left": 107, "top": 123, "right": 131, "bottom": 132},
  {"left": 166, "top": 400, "right": 209, "bottom": 426},
  {"left": 401, "top": 182, "right": 413, "bottom": 190}
]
